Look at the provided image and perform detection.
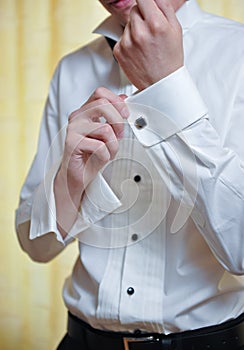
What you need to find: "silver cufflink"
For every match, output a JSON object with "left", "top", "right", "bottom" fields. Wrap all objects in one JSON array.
[{"left": 134, "top": 116, "right": 147, "bottom": 129}]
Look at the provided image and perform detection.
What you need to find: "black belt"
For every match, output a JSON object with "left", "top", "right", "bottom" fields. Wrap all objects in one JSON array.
[{"left": 67, "top": 311, "right": 244, "bottom": 350}]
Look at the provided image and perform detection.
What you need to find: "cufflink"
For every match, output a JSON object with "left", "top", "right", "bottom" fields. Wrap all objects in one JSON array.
[{"left": 134, "top": 116, "right": 147, "bottom": 129}]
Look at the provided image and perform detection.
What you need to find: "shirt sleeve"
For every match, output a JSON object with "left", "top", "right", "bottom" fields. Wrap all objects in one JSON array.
[
  {"left": 15, "top": 61, "right": 122, "bottom": 262},
  {"left": 28, "top": 166, "right": 122, "bottom": 243},
  {"left": 15, "top": 63, "right": 67, "bottom": 262},
  {"left": 126, "top": 66, "right": 244, "bottom": 275}
]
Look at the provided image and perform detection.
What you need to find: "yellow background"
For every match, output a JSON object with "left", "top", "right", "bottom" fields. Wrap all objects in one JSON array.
[{"left": 0, "top": 1, "right": 243, "bottom": 349}]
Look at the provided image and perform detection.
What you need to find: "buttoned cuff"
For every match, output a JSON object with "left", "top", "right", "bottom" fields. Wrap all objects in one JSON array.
[{"left": 126, "top": 66, "right": 208, "bottom": 147}]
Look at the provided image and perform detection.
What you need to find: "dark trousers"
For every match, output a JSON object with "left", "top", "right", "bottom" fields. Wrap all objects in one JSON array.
[
  {"left": 56, "top": 311, "right": 244, "bottom": 350},
  {"left": 56, "top": 333, "right": 85, "bottom": 350},
  {"left": 56, "top": 333, "right": 244, "bottom": 350}
]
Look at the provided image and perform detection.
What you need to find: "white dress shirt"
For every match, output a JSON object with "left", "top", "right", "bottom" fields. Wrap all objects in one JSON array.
[{"left": 15, "top": 0, "right": 244, "bottom": 334}]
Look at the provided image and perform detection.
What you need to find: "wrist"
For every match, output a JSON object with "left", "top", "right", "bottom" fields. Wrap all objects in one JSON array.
[{"left": 54, "top": 167, "right": 84, "bottom": 211}]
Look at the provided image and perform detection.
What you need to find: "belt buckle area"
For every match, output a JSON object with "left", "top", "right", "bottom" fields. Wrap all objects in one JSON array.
[{"left": 123, "top": 336, "right": 156, "bottom": 350}]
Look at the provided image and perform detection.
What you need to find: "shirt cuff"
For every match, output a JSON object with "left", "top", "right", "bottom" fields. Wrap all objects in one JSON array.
[
  {"left": 29, "top": 161, "right": 65, "bottom": 243},
  {"left": 29, "top": 160, "right": 122, "bottom": 243},
  {"left": 126, "top": 66, "right": 208, "bottom": 147},
  {"left": 68, "top": 172, "right": 122, "bottom": 239}
]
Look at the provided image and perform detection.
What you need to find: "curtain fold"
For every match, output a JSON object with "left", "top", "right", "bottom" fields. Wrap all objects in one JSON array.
[{"left": 0, "top": 1, "right": 243, "bottom": 349}]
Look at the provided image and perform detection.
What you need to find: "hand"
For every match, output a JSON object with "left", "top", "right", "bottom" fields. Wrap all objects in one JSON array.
[
  {"left": 62, "top": 88, "right": 128, "bottom": 191},
  {"left": 113, "top": 0, "right": 184, "bottom": 90},
  {"left": 54, "top": 88, "right": 129, "bottom": 237}
]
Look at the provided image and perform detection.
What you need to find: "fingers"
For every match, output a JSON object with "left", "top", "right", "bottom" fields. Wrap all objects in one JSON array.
[
  {"left": 65, "top": 122, "right": 119, "bottom": 176},
  {"left": 154, "top": 0, "right": 180, "bottom": 24},
  {"left": 73, "top": 87, "right": 129, "bottom": 139},
  {"left": 80, "top": 122, "right": 119, "bottom": 160},
  {"left": 128, "top": 5, "right": 145, "bottom": 37},
  {"left": 60, "top": 88, "right": 129, "bottom": 195},
  {"left": 135, "top": 0, "right": 161, "bottom": 22},
  {"left": 77, "top": 137, "right": 116, "bottom": 164},
  {"left": 67, "top": 87, "right": 129, "bottom": 166},
  {"left": 127, "top": 0, "right": 179, "bottom": 45},
  {"left": 135, "top": 0, "right": 178, "bottom": 25},
  {"left": 70, "top": 100, "right": 125, "bottom": 140},
  {"left": 87, "top": 86, "right": 129, "bottom": 120}
]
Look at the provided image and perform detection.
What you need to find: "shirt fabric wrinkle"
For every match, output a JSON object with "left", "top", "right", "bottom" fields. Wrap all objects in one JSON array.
[{"left": 15, "top": 0, "right": 244, "bottom": 335}]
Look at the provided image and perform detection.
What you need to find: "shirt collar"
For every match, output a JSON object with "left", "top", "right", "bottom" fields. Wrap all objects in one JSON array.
[
  {"left": 93, "top": 0, "right": 204, "bottom": 41},
  {"left": 93, "top": 15, "right": 124, "bottom": 42}
]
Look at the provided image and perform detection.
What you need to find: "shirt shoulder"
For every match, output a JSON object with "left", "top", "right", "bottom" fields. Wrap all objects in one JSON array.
[
  {"left": 190, "top": 12, "right": 244, "bottom": 66},
  {"left": 48, "top": 35, "right": 117, "bottom": 115},
  {"left": 198, "top": 12, "right": 244, "bottom": 44},
  {"left": 49, "top": 35, "right": 114, "bottom": 96},
  {"left": 59, "top": 36, "right": 111, "bottom": 69}
]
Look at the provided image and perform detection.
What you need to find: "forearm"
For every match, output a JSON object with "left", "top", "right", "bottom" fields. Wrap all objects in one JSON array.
[
  {"left": 127, "top": 66, "right": 244, "bottom": 274},
  {"left": 149, "top": 121, "right": 244, "bottom": 274}
]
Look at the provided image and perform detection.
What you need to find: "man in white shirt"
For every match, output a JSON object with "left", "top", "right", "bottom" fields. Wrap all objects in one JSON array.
[{"left": 15, "top": 0, "right": 244, "bottom": 349}]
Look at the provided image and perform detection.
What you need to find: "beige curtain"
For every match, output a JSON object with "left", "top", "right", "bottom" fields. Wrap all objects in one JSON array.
[{"left": 0, "top": 1, "right": 243, "bottom": 349}]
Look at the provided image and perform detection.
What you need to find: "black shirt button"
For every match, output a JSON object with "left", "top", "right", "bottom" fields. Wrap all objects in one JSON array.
[
  {"left": 134, "top": 175, "right": 141, "bottom": 183},
  {"left": 131, "top": 233, "right": 138, "bottom": 241},
  {"left": 127, "top": 287, "right": 135, "bottom": 295}
]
